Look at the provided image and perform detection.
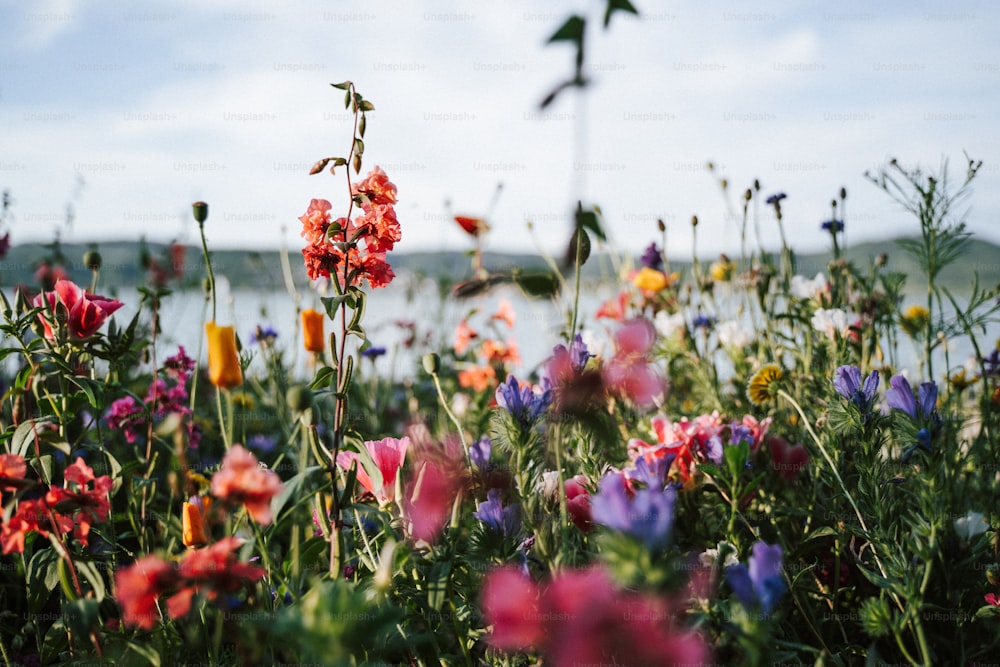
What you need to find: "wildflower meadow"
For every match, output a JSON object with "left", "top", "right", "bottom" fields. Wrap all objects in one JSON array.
[{"left": 4, "top": 10, "right": 1000, "bottom": 667}]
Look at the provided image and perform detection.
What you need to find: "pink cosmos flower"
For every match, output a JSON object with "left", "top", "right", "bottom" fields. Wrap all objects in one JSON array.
[
  {"left": 211, "top": 445, "right": 283, "bottom": 525},
  {"left": 336, "top": 436, "right": 410, "bottom": 505},
  {"left": 602, "top": 318, "right": 664, "bottom": 409},
  {"left": 34, "top": 279, "right": 123, "bottom": 341}
]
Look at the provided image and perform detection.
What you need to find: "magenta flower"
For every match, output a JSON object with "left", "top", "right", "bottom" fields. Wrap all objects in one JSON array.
[
  {"left": 336, "top": 436, "right": 409, "bottom": 505},
  {"left": 34, "top": 279, "right": 123, "bottom": 341}
]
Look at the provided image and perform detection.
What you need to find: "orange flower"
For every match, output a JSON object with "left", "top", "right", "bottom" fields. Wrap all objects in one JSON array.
[
  {"left": 632, "top": 267, "right": 669, "bottom": 293},
  {"left": 458, "top": 365, "right": 496, "bottom": 392},
  {"left": 211, "top": 445, "right": 283, "bottom": 525},
  {"left": 482, "top": 339, "right": 521, "bottom": 366},
  {"left": 491, "top": 299, "right": 516, "bottom": 328},
  {"left": 301, "top": 308, "right": 326, "bottom": 353},
  {"left": 453, "top": 319, "right": 478, "bottom": 355},
  {"left": 205, "top": 322, "right": 243, "bottom": 389},
  {"left": 182, "top": 500, "right": 208, "bottom": 548}
]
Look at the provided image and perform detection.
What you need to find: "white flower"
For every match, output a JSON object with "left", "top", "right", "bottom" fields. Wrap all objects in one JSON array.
[
  {"left": 699, "top": 542, "right": 740, "bottom": 569},
  {"left": 717, "top": 320, "right": 751, "bottom": 350},
  {"left": 811, "top": 307, "right": 858, "bottom": 341},
  {"left": 790, "top": 272, "right": 828, "bottom": 300},
  {"left": 654, "top": 311, "right": 686, "bottom": 340},
  {"left": 537, "top": 471, "right": 560, "bottom": 499},
  {"left": 954, "top": 511, "right": 989, "bottom": 543},
  {"left": 451, "top": 392, "right": 471, "bottom": 418}
]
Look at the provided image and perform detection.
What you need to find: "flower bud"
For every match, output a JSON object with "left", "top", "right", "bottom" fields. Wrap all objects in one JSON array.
[
  {"left": 286, "top": 385, "right": 313, "bottom": 412},
  {"left": 192, "top": 201, "right": 209, "bottom": 225},
  {"left": 422, "top": 352, "right": 441, "bottom": 375},
  {"left": 301, "top": 308, "right": 326, "bottom": 353},
  {"left": 182, "top": 501, "right": 208, "bottom": 548},
  {"left": 205, "top": 322, "right": 243, "bottom": 389},
  {"left": 691, "top": 215, "right": 699, "bottom": 227},
  {"left": 83, "top": 250, "right": 102, "bottom": 271}
]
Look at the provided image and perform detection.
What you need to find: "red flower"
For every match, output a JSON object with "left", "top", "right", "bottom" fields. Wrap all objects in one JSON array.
[
  {"left": 33, "top": 279, "right": 123, "bottom": 341},
  {"left": 352, "top": 165, "right": 398, "bottom": 207},
  {"left": 985, "top": 593, "right": 1000, "bottom": 607},
  {"left": 768, "top": 435, "right": 809, "bottom": 482},
  {"left": 211, "top": 445, "right": 283, "bottom": 525},
  {"left": 0, "top": 453, "right": 27, "bottom": 494},
  {"left": 564, "top": 476, "right": 593, "bottom": 532},
  {"left": 480, "top": 567, "right": 543, "bottom": 650},
  {"left": 47, "top": 457, "right": 113, "bottom": 546},
  {"left": 454, "top": 215, "right": 489, "bottom": 237}
]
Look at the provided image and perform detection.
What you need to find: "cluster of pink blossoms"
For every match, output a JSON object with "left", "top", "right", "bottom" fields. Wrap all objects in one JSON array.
[{"left": 300, "top": 166, "right": 400, "bottom": 289}]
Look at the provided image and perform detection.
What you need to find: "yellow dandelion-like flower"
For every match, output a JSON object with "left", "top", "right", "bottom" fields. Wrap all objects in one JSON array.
[
  {"left": 949, "top": 368, "right": 978, "bottom": 391},
  {"left": 632, "top": 267, "right": 669, "bottom": 292},
  {"left": 747, "top": 363, "right": 783, "bottom": 406},
  {"left": 900, "top": 304, "right": 930, "bottom": 337},
  {"left": 709, "top": 255, "right": 736, "bottom": 282}
]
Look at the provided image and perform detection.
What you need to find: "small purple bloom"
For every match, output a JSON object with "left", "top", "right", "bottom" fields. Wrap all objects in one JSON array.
[
  {"left": 821, "top": 219, "right": 844, "bottom": 233},
  {"left": 361, "top": 345, "right": 387, "bottom": 360},
  {"left": 692, "top": 314, "right": 716, "bottom": 331},
  {"left": 983, "top": 349, "right": 1000, "bottom": 376},
  {"left": 765, "top": 193, "right": 787, "bottom": 206},
  {"left": 885, "top": 375, "right": 937, "bottom": 420},
  {"left": 496, "top": 374, "right": 552, "bottom": 430},
  {"left": 247, "top": 433, "right": 278, "bottom": 453},
  {"left": 474, "top": 489, "right": 521, "bottom": 536},
  {"left": 725, "top": 541, "right": 786, "bottom": 614},
  {"left": 729, "top": 423, "right": 753, "bottom": 447},
  {"left": 833, "top": 365, "right": 880, "bottom": 412},
  {"left": 626, "top": 453, "right": 676, "bottom": 491},
  {"left": 640, "top": 242, "right": 663, "bottom": 270},
  {"left": 568, "top": 334, "right": 593, "bottom": 372},
  {"left": 591, "top": 473, "right": 676, "bottom": 548},
  {"left": 705, "top": 434, "right": 723, "bottom": 465},
  {"left": 469, "top": 437, "right": 492, "bottom": 469},
  {"left": 250, "top": 325, "right": 279, "bottom": 345}
]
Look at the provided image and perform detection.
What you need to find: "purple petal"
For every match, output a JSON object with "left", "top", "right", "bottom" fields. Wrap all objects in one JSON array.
[
  {"left": 833, "top": 365, "right": 861, "bottom": 401},
  {"left": 918, "top": 382, "right": 938, "bottom": 417},
  {"left": 885, "top": 375, "right": 917, "bottom": 419}
]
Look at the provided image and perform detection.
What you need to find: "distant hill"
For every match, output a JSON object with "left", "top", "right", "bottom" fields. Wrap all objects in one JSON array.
[{"left": 1, "top": 237, "right": 997, "bottom": 296}]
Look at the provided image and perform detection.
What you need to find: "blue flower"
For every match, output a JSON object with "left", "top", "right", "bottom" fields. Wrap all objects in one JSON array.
[
  {"left": 984, "top": 349, "right": 1000, "bottom": 376},
  {"left": 496, "top": 374, "right": 552, "bottom": 430},
  {"left": 725, "top": 541, "right": 787, "bottom": 614},
  {"left": 833, "top": 365, "right": 880, "bottom": 413},
  {"left": 821, "top": 219, "right": 844, "bottom": 233},
  {"left": 361, "top": 345, "right": 387, "bottom": 360},
  {"left": 885, "top": 375, "right": 937, "bottom": 420},
  {"left": 765, "top": 192, "right": 787, "bottom": 206},
  {"left": 692, "top": 314, "right": 716, "bottom": 331},
  {"left": 591, "top": 473, "right": 676, "bottom": 548},
  {"left": 640, "top": 242, "right": 663, "bottom": 270},
  {"left": 469, "top": 437, "right": 492, "bottom": 469},
  {"left": 474, "top": 488, "right": 521, "bottom": 536},
  {"left": 625, "top": 453, "right": 676, "bottom": 491},
  {"left": 250, "top": 325, "right": 279, "bottom": 345},
  {"left": 567, "top": 334, "right": 593, "bottom": 372}
]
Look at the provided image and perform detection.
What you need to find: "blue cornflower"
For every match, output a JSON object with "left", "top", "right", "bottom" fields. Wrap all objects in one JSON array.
[
  {"left": 591, "top": 473, "right": 677, "bottom": 549},
  {"left": 361, "top": 345, "right": 387, "bottom": 360},
  {"left": 626, "top": 453, "right": 676, "bottom": 491},
  {"left": 469, "top": 437, "right": 492, "bottom": 469},
  {"left": 833, "top": 365, "right": 880, "bottom": 413},
  {"left": 765, "top": 192, "right": 787, "bottom": 206},
  {"left": 496, "top": 374, "right": 553, "bottom": 430},
  {"left": 692, "top": 314, "right": 716, "bottom": 331},
  {"left": 725, "top": 541, "right": 787, "bottom": 614},
  {"left": 821, "top": 219, "right": 844, "bottom": 233},
  {"left": 640, "top": 242, "right": 663, "bottom": 271},
  {"left": 250, "top": 325, "right": 279, "bottom": 345},
  {"left": 474, "top": 488, "right": 521, "bottom": 537},
  {"left": 885, "top": 375, "right": 937, "bottom": 420}
]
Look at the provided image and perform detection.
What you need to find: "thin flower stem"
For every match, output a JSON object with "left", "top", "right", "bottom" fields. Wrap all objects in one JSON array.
[{"left": 430, "top": 370, "right": 470, "bottom": 462}]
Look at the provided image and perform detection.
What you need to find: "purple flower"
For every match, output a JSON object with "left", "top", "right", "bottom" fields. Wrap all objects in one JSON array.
[
  {"left": 692, "top": 314, "right": 716, "bottom": 331},
  {"left": 833, "top": 365, "right": 880, "bottom": 412},
  {"left": 469, "top": 437, "right": 492, "bottom": 469},
  {"left": 250, "top": 325, "right": 279, "bottom": 345},
  {"left": 361, "top": 345, "right": 387, "bottom": 360},
  {"left": 474, "top": 489, "right": 521, "bottom": 536},
  {"left": 725, "top": 541, "right": 786, "bottom": 614},
  {"left": 248, "top": 433, "right": 278, "bottom": 453},
  {"left": 591, "top": 473, "right": 676, "bottom": 548},
  {"left": 983, "top": 349, "right": 1000, "bottom": 376},
  {"left": 625, "top": 453, "right": 676, "bottom": 491},
  {"left": 496, "top": 374, "right": 552, "bottom": 430},
  {"left": 640, "top": 242, "right": 663, "bottom": 270},
  {"left": 885, "top": 375, "right": 937, "bottom": 420},
  {"left": 821, "top": 219, "right": 844, "bottom": 233},
  {"left": 765, "top": 193, "right": 787, "bottom": 206}
]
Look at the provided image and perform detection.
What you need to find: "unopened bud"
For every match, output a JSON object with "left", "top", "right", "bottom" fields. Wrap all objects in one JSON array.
[
  {"left": 840, "top": 187, "right": 847, "bottom": 200},
  {"left": 691, "top": 215, "right": 699, "bottom": 227},
  {"left": 286, "top": 385, "right": 313, "bottom": 412},
  {"left": 657, "top": 218, "right": 666, "bottom": 233},
  {"left": 422, "top": 352, "right": 441, "bottom": 375},
  {"left": 83, "top": 250, "right": 102, "bottom": 271},
  {"left": 192, "top": 201, "right": 209, "bottom": 225}
]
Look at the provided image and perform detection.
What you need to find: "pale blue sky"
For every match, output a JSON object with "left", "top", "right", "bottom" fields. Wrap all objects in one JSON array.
[{"left": 1, "top": 0, "right": 998, "bottom": 261}]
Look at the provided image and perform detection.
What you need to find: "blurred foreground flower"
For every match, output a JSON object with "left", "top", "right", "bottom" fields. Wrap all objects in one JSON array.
[
  {"left": 34, "top": 279, "right": 123, "bottom": 341},
  {"left": 211, "top": 445, "right": 283, "bottom": 524},
  {"left": 205, "top": 322, "right": 243, "bottom": 388}
]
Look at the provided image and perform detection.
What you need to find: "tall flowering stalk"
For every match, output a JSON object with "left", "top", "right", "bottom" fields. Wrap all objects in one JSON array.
[{"left": 302, "top": 82, "right": 400, "bottom": 575}]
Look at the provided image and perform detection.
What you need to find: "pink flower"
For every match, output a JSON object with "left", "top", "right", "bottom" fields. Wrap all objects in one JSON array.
[
  {"left": 768, "top": 436, "right": 809, "bottom": 482},
  {"left": 211, "top": 445, "right": 283, "bottom": 525},
  {"left": 602, "top": 318, "right": 664, "bottom": 409},
  {"left": 115, "top": 554, "right": 178, "bottom": 630},
  {"left": 564, "top": 476, "right": 593, "bottom": 532},
  {"left": 404, "top": 458, "right": 461, "bottom": 543},
  {"left": 595, "top": 290, "right": 628, "bottom": 321},
  {"left": 480, "top": 567, "right": 543, "bottom": 650},
  {"left": 34, "top": 279, "right": 123, "bottom": 341},
  {"left": 336, "top": 436, "right": 409, "bottom": 505},
  {"left": 453, "top": 319, "right": 478, "bottom": 355},
  {"left": 491, "top": 299, "right": 516, "bottom": 328}
]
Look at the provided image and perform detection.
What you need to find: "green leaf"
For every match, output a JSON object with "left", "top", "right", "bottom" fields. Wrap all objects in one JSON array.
[
  {"left": 358, "top": 114, "right": 367, "bottom": 138},
  {"left": 359, "top": 100, "right": 375, "bottom": 112},
  {"left": 604, "top": 0, "right": 638, "bottom": 28},
  {"left": 322, "top": 294, "right": 350, "bottom": 319},
  {"left": 354, "top": 137, "right": 364, "bottom": 156},
  {"left": 331, "top": 81, "right": 352, "bottom": 90},
  {"left": 62, "top": 598, "right": 100, "bottom": 637},
  {"left": 27, "top": 548, "right": 61, "bottom": 613},
  {"left": 75, "top": 559, "right": 106, "bottom": 602},
  {"left": 310, "top": 365, "right": 336, "bottom": 390},
  {"left": 548, "top": 15, "right": 585, "bottom": 44},
  {"left": 272, "top": 465, "right": 324, "bottom": 520},
  {"left": 513, "top": 270, "right": 561, "bottom": 298},
  {"left": 426, "top": 560, "right": 452, "bottom": 612},
  {"left": 337, "top": 356, "right": 354, "bottom": 395}
]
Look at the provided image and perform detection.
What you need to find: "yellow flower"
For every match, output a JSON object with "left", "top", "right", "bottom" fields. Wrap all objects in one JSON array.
[
  {"left": 709, "top": 255, "right": 736, "bottom": 282},
  {"left": 900, "top": 304, "right": 930, "bottom": 336},
  {"left": 747, "top": 363, "right": 783, "bottom": 406},
  {"left": 949, "top": 368, "right": 977, "bottom": 391},
  {"left": 632, "top": 267, "right": 669, "bottom": 292},
  {"left": 182, "top": 500, "right": 208, "bottom": 548},
  {"left": 301, "top": 308, "right": 326, "bottom": 353},
  {"left": 205, "top": 322, "right": 243, "bottom": 389}
]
